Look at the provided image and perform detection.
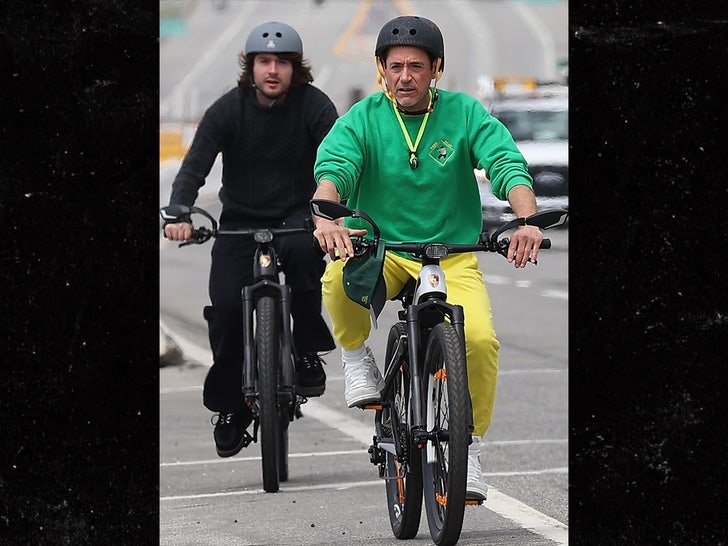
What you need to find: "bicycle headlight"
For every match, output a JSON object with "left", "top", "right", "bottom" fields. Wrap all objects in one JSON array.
[
  {"left": 424, "top": 244, "right": 449, "bottom": 259},
  {"left": 254, "top": 230, "right": 273, "bottom": 243}
]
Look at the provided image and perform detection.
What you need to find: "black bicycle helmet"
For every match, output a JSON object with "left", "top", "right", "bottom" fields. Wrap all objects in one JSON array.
[
  {"left": 244, "top": 21, "right": 303, "bottom": 56},
  {"left": 375, "top": 15, "right": 444, "bottom": 71}
]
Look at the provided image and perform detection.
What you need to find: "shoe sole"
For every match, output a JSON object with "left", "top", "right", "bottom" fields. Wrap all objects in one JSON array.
[
  {"left": 345, "top": 377, "right": 385, "bottom": 408},
  {"left": 345, "top": 391, "right": 381, "bottom": 408},
  {"left": 465, "top": 485, "right": 488, "bottom": 502},
  {"left": 296, "top": 384, "right": 325, "bottom": 397},
  {"left": 216, "top": 438, "right": 247, "bottom": 458}
]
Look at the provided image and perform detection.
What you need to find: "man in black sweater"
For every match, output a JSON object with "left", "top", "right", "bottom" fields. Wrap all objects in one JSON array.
[{"left": 163, "top": 21, "right": 336, "bottom": 458}]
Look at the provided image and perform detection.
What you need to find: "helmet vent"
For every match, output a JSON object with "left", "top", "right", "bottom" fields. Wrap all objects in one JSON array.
[{"left": 245, "top": 22, "right": 303, "bottom": 55}]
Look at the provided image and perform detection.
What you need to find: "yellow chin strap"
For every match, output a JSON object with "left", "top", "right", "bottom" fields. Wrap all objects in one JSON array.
[{"left": 376, "top": 57, "right": 443, "bottom": 110}]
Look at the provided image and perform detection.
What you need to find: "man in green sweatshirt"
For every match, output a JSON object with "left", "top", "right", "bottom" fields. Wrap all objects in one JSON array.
[{"left": 311, "top": 15, "right": 543, "bottom": 502}]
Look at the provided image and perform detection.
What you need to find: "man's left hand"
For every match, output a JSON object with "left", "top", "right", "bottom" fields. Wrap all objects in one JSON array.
[{"left": 507, "top": 225, "right": 543, "bottom": 268}]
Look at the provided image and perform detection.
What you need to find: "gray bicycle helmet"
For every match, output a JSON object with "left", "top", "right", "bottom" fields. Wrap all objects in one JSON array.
[
  {"left": 244, "top": 21, "right": 303, "bottom": 56},
  {"left": 375, "top": 15, "right": 444, "bottom": 71}
]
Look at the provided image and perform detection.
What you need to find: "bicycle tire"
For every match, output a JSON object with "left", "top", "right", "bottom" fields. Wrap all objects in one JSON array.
[
  {"left": 256, "top": 295, "right": 282, "bottom": 493},
  {"left": 380, "top": 322, "right": 423, "bottom": 539},
  {"left": 277, "top": 351, "right": 293, "bottom": 483},
  {"left": 421, "top": 323, "right": 469, "bottom": 546}
]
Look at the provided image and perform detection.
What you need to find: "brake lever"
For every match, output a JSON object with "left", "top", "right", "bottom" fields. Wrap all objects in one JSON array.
[
  {"left": 178, "top": 226, "right": 214, "bottom": 247},
  {"left": 351, "top": 237, "right": 375, "bottom": 257},
  {"left": 496, "top": 238, "right": 510, "bottom": 258}
]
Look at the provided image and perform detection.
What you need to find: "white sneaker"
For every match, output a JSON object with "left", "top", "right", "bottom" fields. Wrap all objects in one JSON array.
[
  {"left": 343, "top": 347, "right": 384, "bottom": 408},
  {"left": 466, "top": 436, "right": 488, "bottom": 501}
]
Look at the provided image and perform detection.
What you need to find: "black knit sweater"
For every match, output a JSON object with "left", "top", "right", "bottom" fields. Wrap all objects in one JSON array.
[{"left": 169, "top": 84, "right": 338, "bottom": 223}]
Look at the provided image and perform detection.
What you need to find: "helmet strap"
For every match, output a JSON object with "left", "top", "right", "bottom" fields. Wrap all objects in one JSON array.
[
  {"left": 376, "top": 57, "right": 396, "bottom": 105},
  {"left": 429, "top": 58, "right": 443, "bottom": 112}
]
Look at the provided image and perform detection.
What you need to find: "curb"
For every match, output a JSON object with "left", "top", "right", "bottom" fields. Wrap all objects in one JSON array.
[
  {"left": 159, "top": 319, "right": 213, "bottom": 368},
  {"left": 159, "top": 323, "right": 185, "bottom": 367}
]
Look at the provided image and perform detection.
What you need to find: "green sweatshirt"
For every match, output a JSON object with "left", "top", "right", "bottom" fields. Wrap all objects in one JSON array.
[{"left": 314, "top": 89, "right": 532, "bottom": 252}]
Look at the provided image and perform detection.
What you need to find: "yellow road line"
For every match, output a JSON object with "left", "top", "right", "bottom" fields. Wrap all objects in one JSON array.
[
  {"left": 333, "top": 0, "right": 371, "bottom": 58},
  {"left": 333, "top": 0, "right": 417, "bottom": 96}
]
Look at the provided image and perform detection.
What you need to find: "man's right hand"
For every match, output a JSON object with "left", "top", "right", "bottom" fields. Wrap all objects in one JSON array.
[
  {"left": 164, "top": 222, "right": 193, "bottom": 242},
  {"left": 312, "top": 218, "right": 366, "bottom": 261}
]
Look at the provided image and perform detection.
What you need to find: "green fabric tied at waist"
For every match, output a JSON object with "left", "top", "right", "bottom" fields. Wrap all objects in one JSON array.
[{"left": 343, "top": 241, "right": 386, "bottom": 312}]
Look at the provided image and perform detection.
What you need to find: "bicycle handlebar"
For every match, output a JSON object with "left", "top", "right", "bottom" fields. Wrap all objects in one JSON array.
[
  {"left": 347, "top": 235, "right": 549, "bottom": 261},
  {"left": 309, "top": 199, "right": 565, "bottom": 262},
  {"left": 159, "top": 204, "right": 313, "bottom": 248}
]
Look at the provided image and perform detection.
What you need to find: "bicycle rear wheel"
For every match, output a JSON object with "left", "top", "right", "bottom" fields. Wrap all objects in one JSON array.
[
  {"left": 380, "top": 322, "right": 423, "bottom": 539},
  {"left": 421, "top": 323, "right": 469, "bottom": 546},
  {"left": 256, "top": 295, "right": 283, "bottom": 493}
]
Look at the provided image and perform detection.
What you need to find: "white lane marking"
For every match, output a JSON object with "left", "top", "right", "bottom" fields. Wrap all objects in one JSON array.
[
  {"left": 488, "top": 467, "right": 567, "bottom": 477},
  {"left": 499, "top": 369, "right": 566, "bottom": 375},
  {"left": 542, "top": 289, "right": 568, "bottom": 300},
  {"left": 158, "top": 325, "right": 569, "bottom": 377},
  {"left": 161, "top": 450, "right": 567, "bottom": 468},
  {"left": 161, "top": 1, "right": 260, "bottom": 117},
  {"left": 161, "top": 479, "right": 381, "bottom": 501},
  {"left": 484, "top": 274, "right": 569, "bottom": 300},
  {"left": 160, "top": 449, "right": 367, "bottom": 467},
  {"left": 484, "top": 274, "right": 510, "bottom": 285},
  {"left": 489, "top": 439, "right": 566, "bottom": 445},
  {"left": 487, "top": 487, "right": 569, "bottom": 545},
  {"left": 159, "top": 367, "right": 568, "bottom": 394}
]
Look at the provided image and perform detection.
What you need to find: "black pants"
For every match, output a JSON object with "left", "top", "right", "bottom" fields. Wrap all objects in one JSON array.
[{"left": 202, "top": 207, "right": 335, "bottom": 413}]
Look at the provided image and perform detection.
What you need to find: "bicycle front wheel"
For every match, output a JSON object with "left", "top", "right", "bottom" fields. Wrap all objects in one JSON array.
[
  {"left": 380, "top": 322, "right": 423, "bottom": 539},
  {"left": 421, "top": 323, "right": 469, "bottom": 546},
  {"left": 256, "top": 295, "right": 282, "bottom": 493}
]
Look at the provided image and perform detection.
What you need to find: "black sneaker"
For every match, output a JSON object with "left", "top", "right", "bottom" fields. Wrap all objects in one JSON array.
[
  {"left": 211, "top": 406, "right": 253, "bottom": 458},
  {"left": 295, "top": 353, "right": 326, "bottom": 397}
]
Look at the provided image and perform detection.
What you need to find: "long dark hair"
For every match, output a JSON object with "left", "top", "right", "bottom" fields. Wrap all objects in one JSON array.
[{"left": 237, "top": 52, "right": 314, "bottom": 88}]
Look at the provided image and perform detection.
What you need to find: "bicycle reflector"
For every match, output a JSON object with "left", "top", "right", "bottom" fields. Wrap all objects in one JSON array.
[
  {"left": 424, "top": 244, "right": 449, "bottom": 259},
  {"left": 254, "top": 230, "right": 273, "bottom": 243}
]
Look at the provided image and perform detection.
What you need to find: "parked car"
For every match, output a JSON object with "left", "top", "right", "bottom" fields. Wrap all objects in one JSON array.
[{"left": 478, "top": 76, "right": 569, "bottom": 229}]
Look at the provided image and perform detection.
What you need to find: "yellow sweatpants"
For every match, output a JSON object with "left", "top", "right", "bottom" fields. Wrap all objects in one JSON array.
[{"left": 321, "top": 252, "right": 500, "bottom": 437}]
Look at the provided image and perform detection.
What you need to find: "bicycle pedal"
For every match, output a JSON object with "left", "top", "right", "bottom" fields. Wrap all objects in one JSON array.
[
  {"left": 465, "top": 499, "right": 484, "bottom": 506},
  {"left": 361, "top": 403, "right": 383, "bottom": 411},
  {"left": 240, "top": 430, "right": 254, "bottom": 449}
]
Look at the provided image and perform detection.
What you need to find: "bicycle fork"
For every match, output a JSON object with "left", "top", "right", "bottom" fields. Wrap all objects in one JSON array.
[
  {"left": 406, "top": 299, "right": 467, "bottom": 449},
  {"left": 242, "top": 280, "right": 295, "bottom": 391}
]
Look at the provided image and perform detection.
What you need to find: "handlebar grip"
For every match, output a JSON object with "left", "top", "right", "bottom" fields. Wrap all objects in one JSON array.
[{"left": 541, "top": 238, "right": 551, "bottom": 249}]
